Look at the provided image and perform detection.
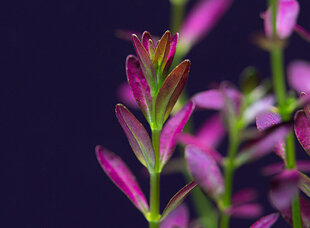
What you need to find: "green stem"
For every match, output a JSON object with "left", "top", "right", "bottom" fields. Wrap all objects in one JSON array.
[
  {"left": 268, "top": 1, "right": 302, "bottom": 227},
  {"left": 149, "top": 129, "right": 161, "bottom": 228},
  {"left": 220, "top": 118, "right": 239, "bottom": 228},
  {"left": 169, "top": 0, "right": 188, "bottom": 34}
]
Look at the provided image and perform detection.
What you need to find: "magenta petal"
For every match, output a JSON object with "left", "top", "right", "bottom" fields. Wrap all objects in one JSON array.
[
  {"left": 95, "top": 146, "right": 149, "bottom": 213},
  {"left": 261, "top": 162, "right": 284, "bottom": 176},
  {"left": 269, "top": 170, "right": 300, "bottom": 210},
  {"left": 250, "top": 213, "right": 279, "bottom": 228},
  {"left": 232, "top": 188, "right": 257, "bottom": 205},
  {"left": 256, "top": 111, "right": 282, "bottom": 131},
  {"left": 126, "top": 55, "right": 153, "bottom": 122},
  {"left": 132, "top": 34, "right": 156, "bottom": 88},
  {"left": 288, "top": 60, "right": 310, "bottom": 93},
  {"left": 239, "top": 123, "right": 291, "bottom": 163},
  {"left": 192, "top": 89, "right": 224, "bottom": 110},
  {"left": 115, "top": 104, "right": 155, "bottom": 169},
  {"left": 244, "top": 96, "right": 275, "bottom": 124},
  {"left": 161, "top": 181, "right": 197, "bottom": 221},
  {"left": 180, "top": 0, "right": 232, "bottom": 48},
  {"left": 160, "top": 204, "right": 189, "bottom": 228},
  {"left": 160, "top": 101, "right": 195, "bottom": 168},
  {"left": 117, "top": 82, "right": 139, "bottom": 109},
  {"left": 163, "top": 33, "right": 179, "bottom": 77},
  {"left": 294, "top": 110, "right": 310, "bottom": 156},
  {"left": 294, "top": 25, "right": 310, "bottom": 43},
  {"left": 264, "top": 0, "right": 300, "bottom": 39},
  {"left": 226, "top": 204, "right": 263, "bottom": 219},
  {"left": 220, "top": 83, "right": 243, "bottom": 116},
  {"left": 185, "top": 145, "right": 224, "bottom": 198}
]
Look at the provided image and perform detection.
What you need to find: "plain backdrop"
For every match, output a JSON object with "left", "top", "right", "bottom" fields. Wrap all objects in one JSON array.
[{"left": 2, "top": 0, "right": 310, "bottom": 227}]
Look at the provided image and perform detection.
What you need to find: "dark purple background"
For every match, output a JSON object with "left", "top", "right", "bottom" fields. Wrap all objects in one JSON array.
[{"left": 3, "top": 0, "right": 310, "bottom": 227}]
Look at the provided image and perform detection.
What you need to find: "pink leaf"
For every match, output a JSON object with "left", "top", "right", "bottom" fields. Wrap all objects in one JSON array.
[
  {"left": 264, "top": 0, "right": 300, "bottom": 39},
  {"left": 250, "top": 213, "right": 279, "bottom": 228},
  {"left": 117, "top": 82, "right": 139, "bottom": 109},
  {"left": 294, "top": 25, "right": 310, "bottom": 43},
  {"left": 126, "top": 55, "right": 153, "bottom": 122},
  {"left": 161, "top": 181, "right": 197, "bottom": 221},
  {"left": 193, "top": 89, "right": 224, "bottom": 110},
  {"left": 294, "top": 110, "right": 310, "bottom": 156},
  {"left": 116, "top": 104, "right": 155, "bottom": 169},
  {"left": 95, "top": 146, "right": 149, "bottom": 214},
  {"left": 288, "top": 60, "right": 310, "bottom": 93},
  {"left": 163, "top": 33, "right": 179, "bottom": 77},
  {"left": 180, "top": 0, "right": 233, "bottom": 48},
  {"left": 160, "top": 204, "right": 189, "bottom": 228},
  {"left": 160, "top": 101, "right": 195, "bottom": 168},
  {"left": 226, "top": 203, "right": 263, "bottom": 219},
  {"left": 269, "top": 169, "right": 300, "bottom": 210},
  {"left": 256, "top": 111, "right": 282, "bottom": 131},
  {"left": 232, "top": 188, "right": 257, "bottom": 205},
  {"left": 185, "top": 145, "right": 224, "bottom": 198}
]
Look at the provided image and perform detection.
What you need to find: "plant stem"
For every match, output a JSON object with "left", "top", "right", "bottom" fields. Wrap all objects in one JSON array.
[
  {"left": 149, "top": 129, "right": 161, "bottom": 228},
  {"left": 220, "top": 117, "right": 239, "bottom": 228},
  {"left": 268, "top": 1, "right": 302, "bottom": 227},
  {"left": 169, "top": 0, "right": 188, "bottom": 34}
]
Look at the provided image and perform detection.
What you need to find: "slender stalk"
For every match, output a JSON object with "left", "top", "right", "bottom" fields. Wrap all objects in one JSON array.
[
  {"left": 169, "top": 0, "right": 188, "bottom": 34},
  {"left": 268, "top": 1, "right": 302, "bottom": 227},
  {"left": 220, "top": 122, "right": 239, "bottom": 228},
  {"left": 149, "top": 129, "right": 161, "bottom": 228}
]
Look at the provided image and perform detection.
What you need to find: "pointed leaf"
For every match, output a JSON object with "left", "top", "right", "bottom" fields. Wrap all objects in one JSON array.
[
  {"left": 95, "top": 146, "right": 149, "bottom": 214},
  {"left": 244, "top": 96, "right": 275, "bottom": 124},
  {"left": 294, "top": 110, "right": 310, "bottom": 155},
  {"left": 163, "top": 33, "right": 179, "bottom": 77},
  {"left": 155, "top": 60, "right": 190, "bottom": 126},
  {"left": 160, "top": 204, "right": 189, "bottom": 228},
  {"left": 226, "top": 204, "right": 263, "bottom": 219},
  {"left": 256, "top": 111, "right": 282, "bottom": 131},
  {"left": 126, "top": 55, "right": 153, "bottom": 122},
  {"left": 141, "top": 31, "right": 153, "bottom": 53},
  {"left": 115, "top": 104, "right": 155, "bottom": 169},
  {"left": 298, "top": 172, "right": 310, "bottom": 198},
  {"left": 269, "top": 169, "right": 300, "bottom": 210},
  {"left": 154, "top": 31, "right": 171, "bottom": 81},
  {"left": 288, "top": 60, "right": 310, "bottom": 93},
  {"left": 232, "top": 188, "right": 257, "bottom": 205},
  {"left": 117, "top": 82, "right": 139, "bottom": 109},
  {"left": 294, "top": 25, "right": 310, "bottom": 43},
  {"left": 160, "top": 101, "right": 195, "bottom": 169},
  {"left": 161, "top": 181, "right": 197, "bottom": 221},
  {"left": 132, "top": 34, "right": 156, "bottom": 89},
  {"left": 250, "top": 213, "right": 279, "bottom": 228},
  {"left": 185, "top": 145, "right": 224, "bottom": 198},
  {"left": 193, "top": 89, "right": 224, "bottom": 110}
]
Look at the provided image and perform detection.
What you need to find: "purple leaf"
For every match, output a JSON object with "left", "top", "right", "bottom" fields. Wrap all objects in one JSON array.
[
  {"left": 261, "top": 162, "right": 284, "bottom": 176},
  {"left": 294, "top": 25, "right": 310, "bottom": 43},
  {"left": 298, "top": 172, "right": 310, "bottom": 198},
  {"left": 115, "top": 104, "right": 155, "bottom": 169},
  {"left": 243, "top": 96, "right": 275, "bottom": 124},
  {"left": 193, "top": 89, "right": 224, "bottom": 110},
  {"left": 238, "top": 123, "right": 291, "bottom": 164},
  {"left": 263, "top": 0, "right": 300, "bottom": 39},
  {"left": 153, "top": 31, "right": 171, "bottom": 81},
  {"left": 126, "top": 55, "right": 153, "bottom": 122},
  {"left": 161, "top": 181, "right": 197, "bottom": 221},
  {"left": 269, "top": 169, "right": 300, "bottom": 210},
  {"left": 273, "top": 140, "right": 286, "bottom": 161},
  {"left": 294, "top": 110, "right": 310, "bottom": 156},
  {"left": 155, "top": 60, "right": 191, "bottom": 126},
  {"left": 250, "top": 213, "right": 279, "bottom": 228},
  {"left": 160, "top": 101, "right": 195, "bottom": 169},
  {"left": 180, "top": 0, "right": 232, "bottom": 48},
  {"left": 185, "top": 145, "right": 224, "bottom": 198},
  {"left": 141, "top": 31, "right": 155, "bottom": 57},
  {"left": 256, "top": 111, "right": 282, "bottom": 131},
  {"left": 220, "top": 83, "right": 243, "bottom": 116},
  {"left": 132, "top": 34, "right": 156, "bottom": 89},
  {"left": 163, "top": 33, "right": 179, "bottom": 77},
  {"left": 160, "top": 204, "right": 189, "bottom": 228},
  {"left": 117, "top": 82, "right": 139, "bottom": 109},
  {"left": 95, "top": 146, "right": 149, "bottom": 214},
  {"left": 288, "top": 60, "right": 310, "bottom": 93},
  {"left": 232, "top": 188, "right": 257, "bottom": 205},
  {"left": 226, "top": 203, "right": 263, "bottom": 219}
]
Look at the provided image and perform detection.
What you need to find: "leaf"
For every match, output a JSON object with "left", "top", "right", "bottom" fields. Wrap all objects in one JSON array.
[
  {"left": 95, "top": 146, "right": 149, "bottom": 214},
  {"left": 288, "top": 60, "right": 310, "bottom": 93},
  {"left": 294, "top": 110, "right": 310, "bottom": 156},
  {"left": 160, "top": 204, "right": 189, "bottom": 228},
  {"left": 250, "top": 213, "right": 279, "bottom": 228},
  {"left": 117, "top": 82, "right": 138, "bottom": 109},
  {"left": 162, "top": 33, "right": 179, "bottom": 78},
  {"left": 159, "top": 101, "right": 195, "bottom": 169},
  {"left": 256, "top": 111, "right": 282, "bottom": 131},
  {"left": 269, "top": 169, "right": 300, "bottom": 210},
  {"left": 185, "top": 145, "right": 224, "bottom": 199},
  {"left": 132, "top": 34, "right": 156, "bottom": 90},
  {"left": 226, "top": 204, "right": 263, "bottom": 219},
  {"left": 155, "top": 60, "right": 191, "bottom": 126},
  {"left": 192, "top": 89, "right": 224, "bottom": 110},
  {"left": 126, "top": 55, "right": 153, "bottom": 123},
  {"left": 115, "top": 104, "right": 155, "bottom": 170},
  {"left": 153, "top": 31, "right": 171, "bottom": 82},
  {"left": 160, "top": 181, "right": 197, "bottom": 221},
  {"left": 298, "top": 172, "right": 310, "bottom": 198},
  {"left": 232, "top": 188, "right": 257, "bottom": 205}
]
